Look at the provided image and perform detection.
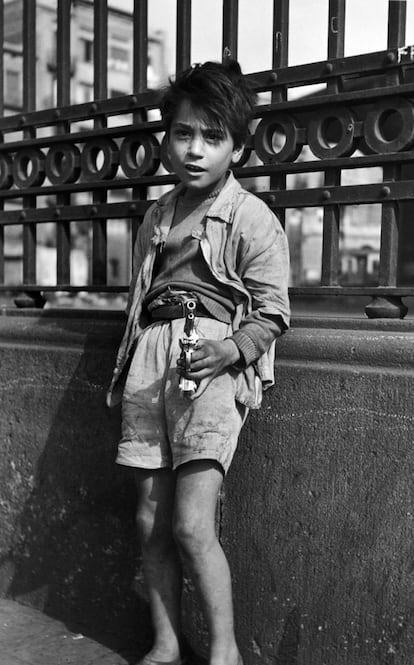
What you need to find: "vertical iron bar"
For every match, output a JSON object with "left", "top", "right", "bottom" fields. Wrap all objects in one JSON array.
[
  {"left": 320, "top": 0, "right": 345, "bottom": 286},
  {"left": 321, "top": 171, "right": 341, "bottom": 285},
  {"left": 379, "top": 166, "right": 400, "bottom": 288},
  {"left": 327, "top": 0, "right": 345, "bottom": 64},
  {"left": 0, "top": 219, "right": 3, "bottom": 284},
  {"left": 22, "top": 0, "right": 37, "bottom": 286},
  {"left": 93, "top": 0, "right": 108, "bottom": 101},
  {"left": 273, "top": 0, "right": 289, "bottom": 72},
  {"left": 0, "top": 0, "right": 4, "bottom": 114},
  {"left": 22, "top": 0, "right": 36, "bottom": 112},
  {"left": 388, "top": 0, "right": 406, "bottom": 48},
  {"left": 56, "top": 0, "right": 71, "bottom": 106},
  {"left": 270, "top": 0, "right": 289, "bottom": 228},
  {"left": 133, "top": 0, "right": 148, "bottom": 93},
  {"left": 131, "top": 0, "right": 149, "bottom": 269},
  {"left": 0, "top": 0, "right": 4, "bottom": 284},
  {"left": 176, "top": 0, "right": 192, "bottom": 73},
  {"left": 92, "top": 0, "right": 108, "bottom": 286},
  {"left": 22, "top": 211, "right": 37, "bottom": 285},
  {"left": 56, "top": 0, "right": 71, "bottom": 285},
  {"left": 366, "top": 1, "right": 407, "bottom": 317},
  {"left": 222, "top": 0, "right": 238, "bottom": 60}
]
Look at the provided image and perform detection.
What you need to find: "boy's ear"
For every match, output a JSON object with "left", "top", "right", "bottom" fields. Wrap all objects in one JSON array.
[{"left": 231, "top": 144, "right": 245, "bottom": 164}]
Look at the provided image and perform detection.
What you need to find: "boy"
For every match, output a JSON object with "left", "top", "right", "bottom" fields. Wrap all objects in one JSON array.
[{"left": 107, "top": 60, "right": 290, "bottom": 665}]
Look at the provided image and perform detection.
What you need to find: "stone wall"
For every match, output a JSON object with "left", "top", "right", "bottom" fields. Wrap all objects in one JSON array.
[{"left": 0, "top": 311, "right": 413, "bottom": 664}]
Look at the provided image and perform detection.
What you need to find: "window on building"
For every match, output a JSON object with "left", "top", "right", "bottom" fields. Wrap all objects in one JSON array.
[
  {"left": 81, "top": 37, "right": 93, "bottom": 63},
  {"left": 109, "top": 44, "right": 130, "bottom": 72},
  {"left": 5, "top": 69, "right": 21, "bottom": 107},
  {"left": 110, "top": 45, "right": 129, "bottom": 62}
]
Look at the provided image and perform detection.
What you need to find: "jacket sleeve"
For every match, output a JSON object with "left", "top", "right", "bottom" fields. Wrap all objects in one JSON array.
[
  {"left": 230, "top": 196, "right": 290, "bottom": 367},
  {"left": 125, "top": 203, "right": 157, "bottom": 315}
]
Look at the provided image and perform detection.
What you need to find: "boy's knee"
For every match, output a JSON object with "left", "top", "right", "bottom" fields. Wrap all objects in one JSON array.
[
  {"left": 172, "top": 514, "right": 215, "bottom": 557},
  {"left": 135, "top": 506, "right": 154, "bottom": 542}
]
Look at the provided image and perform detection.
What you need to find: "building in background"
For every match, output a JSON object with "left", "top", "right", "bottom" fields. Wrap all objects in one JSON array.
[
  {"left": 4, "top": 0, "right": 168, "bottom": 111},
  {"left": 2, "top": 0, "right": 168, "bottom": 296}
]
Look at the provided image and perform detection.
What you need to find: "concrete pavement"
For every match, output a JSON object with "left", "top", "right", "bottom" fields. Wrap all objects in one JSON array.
[{"left": 0, "top": 599, "right": 141, "bottom": 665}]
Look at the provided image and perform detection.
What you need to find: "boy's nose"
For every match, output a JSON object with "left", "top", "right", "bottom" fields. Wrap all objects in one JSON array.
[{"left": 188, "top": 136, "right": 203, "bottom": 156}]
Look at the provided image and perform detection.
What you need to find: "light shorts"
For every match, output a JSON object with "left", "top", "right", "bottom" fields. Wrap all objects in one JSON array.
[{"left": 117, "top": 317, "right": 247, "bottom": 474}]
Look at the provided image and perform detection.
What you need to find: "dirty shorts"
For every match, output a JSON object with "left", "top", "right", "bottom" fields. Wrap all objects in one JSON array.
[{"left": 117, "top": 317, "right": 247, "bottom": 474}]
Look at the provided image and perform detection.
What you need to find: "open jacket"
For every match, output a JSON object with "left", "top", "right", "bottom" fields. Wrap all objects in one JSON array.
[{"left": 107, "top": 172, "right": 290, "bottom": 410}]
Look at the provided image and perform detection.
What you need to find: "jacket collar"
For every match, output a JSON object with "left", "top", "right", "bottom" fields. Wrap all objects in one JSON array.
[{"left": 155, "top": 171, "right": 242, "bottom": 224}]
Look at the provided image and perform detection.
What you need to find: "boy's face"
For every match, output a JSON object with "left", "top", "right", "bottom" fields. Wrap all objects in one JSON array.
[{"left": 168, "top": 100, "right": 244, "bottom": 197}]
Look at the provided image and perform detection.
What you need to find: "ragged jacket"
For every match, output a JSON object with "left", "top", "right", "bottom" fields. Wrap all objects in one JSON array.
[{"left": 106, "top": 172, "right": 290, "bottom": 410}]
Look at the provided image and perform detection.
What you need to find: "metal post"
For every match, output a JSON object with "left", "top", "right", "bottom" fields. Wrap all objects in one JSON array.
[
  {"left": 320, "top": 0, "right": 345, "bottom": 287},
  {"left": 269, "top": 0, "right": 289, "bottom": 228},
  {"left": 176, "top": 0, "right": 191, "bottom": 73},
  {"left": 56, "top": 0, "right": 72, "bottom": 286},
  {"left": 92, "top": 0, "right": 108, "bottom": 286},
  {"left": 365, "top": 0, "right": 407, "bottom": 318},
  {"left": 22, "top": 0, "right": 37, "bottom": 290},
  {"left": 222, "top": 0, "right": 238, "bottom": 60}
]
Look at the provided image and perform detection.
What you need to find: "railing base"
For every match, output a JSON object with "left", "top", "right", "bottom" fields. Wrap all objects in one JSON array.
[
  {"left": 364, "top": 295, "right": 408, "bottom": 319},
  {"left": 14, "top": 291, "right": 46, "bottom": 309}
]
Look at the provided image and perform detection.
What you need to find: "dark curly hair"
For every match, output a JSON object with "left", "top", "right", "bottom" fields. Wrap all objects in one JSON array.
[{"left": 161, "top": 59, "right": 257, "bottom": 149}]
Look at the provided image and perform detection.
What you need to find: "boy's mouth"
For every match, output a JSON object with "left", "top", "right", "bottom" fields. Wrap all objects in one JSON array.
[{"left": 185, "top": 164, "right": 205, "bottom": 173}]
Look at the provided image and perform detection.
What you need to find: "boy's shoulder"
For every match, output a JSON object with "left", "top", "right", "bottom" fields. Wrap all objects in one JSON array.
[
  {"left": 206, "top": 173, "right": 277, "bottom": 224},
  {"left": 233, "top": 183, "right": 284, "bottom": 233},
  {"left": 236, "top": 184, "right": 271, "bottom": 211}
]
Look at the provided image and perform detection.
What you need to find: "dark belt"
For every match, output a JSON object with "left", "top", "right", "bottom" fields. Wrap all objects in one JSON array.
[{"left": 150, "top": 302, "right": 210, "bottom": 321}]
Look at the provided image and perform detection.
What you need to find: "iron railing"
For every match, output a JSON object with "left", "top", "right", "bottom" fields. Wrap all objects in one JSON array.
[{"left": 1, "top": 0, "right": 414, "bottom": 317}]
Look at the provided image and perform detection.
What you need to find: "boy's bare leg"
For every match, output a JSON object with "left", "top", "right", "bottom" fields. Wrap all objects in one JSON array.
[
  {"left": 134, "top": 468, "right": 183, "bottom": 662},
  {"left": 174, "top": 460, "right": 240, "bottom": 665}
]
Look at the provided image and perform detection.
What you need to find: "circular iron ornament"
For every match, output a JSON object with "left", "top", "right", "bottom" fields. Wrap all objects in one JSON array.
[
  {"left": 160, "top": 134, "right": 174, "bottom": 173},
  {"left": 120, "top": 133, "right": 160, "bottom": 177},
  {"left": 255, "top": 113, "right": 303, "bottom": 164},
  {"left": 0, "top": 153, "right": 13, "bottom": 189},
  {"left": 13, "top": 147, "right": 46, "bottom": 188},
  {"left": 307, "top": 107, "right": 356, "bottom": 159},
  {"left": 364, "top": 98, "right": 414, "bottom": 153},
  {"left": 81, "top": 137, "right": 119, "bottom": 181},
  {"left": 45, "top": 143, "right": 81, "bottom": 184}
]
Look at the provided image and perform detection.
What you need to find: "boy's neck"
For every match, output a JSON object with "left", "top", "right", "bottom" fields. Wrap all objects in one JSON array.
[{"left": 181, "top": 172, "right": 229, "bottom": 204}]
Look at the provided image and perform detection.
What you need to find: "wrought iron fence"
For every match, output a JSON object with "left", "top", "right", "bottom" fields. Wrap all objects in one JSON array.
[{"left": 1, "top": 0, "right": 414, "bottom": 317}]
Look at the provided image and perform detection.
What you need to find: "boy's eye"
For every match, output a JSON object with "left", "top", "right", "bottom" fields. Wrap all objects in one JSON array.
[
  {"left": 174, "top": 128, "right": 191, "bottom": 139},
  {"left": 204, "top": 131, "right": 224, "bottom": 143}
]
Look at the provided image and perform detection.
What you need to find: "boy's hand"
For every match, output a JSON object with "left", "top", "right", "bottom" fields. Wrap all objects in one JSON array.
[{"left": 177, "top": 338, "right": 240, "bottom": 399}]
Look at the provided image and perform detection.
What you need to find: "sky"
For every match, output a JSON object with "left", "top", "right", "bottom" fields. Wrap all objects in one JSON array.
[{"left": 109, "top": 0, "right": 414, "bottom": 75}]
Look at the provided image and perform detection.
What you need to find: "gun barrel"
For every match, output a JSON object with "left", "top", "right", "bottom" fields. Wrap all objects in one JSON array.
[{"left": 179, "top": 299, "right": 198, "bottom": 393}]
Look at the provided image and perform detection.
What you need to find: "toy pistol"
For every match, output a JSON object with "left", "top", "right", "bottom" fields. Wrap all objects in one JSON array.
[{"left": 179, "top": 299, "right": 199, "bottom": 394}]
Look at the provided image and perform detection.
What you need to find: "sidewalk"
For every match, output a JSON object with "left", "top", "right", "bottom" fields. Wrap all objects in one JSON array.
[{"left": 0, "top": 599, "right": 140, "bottom": 665}]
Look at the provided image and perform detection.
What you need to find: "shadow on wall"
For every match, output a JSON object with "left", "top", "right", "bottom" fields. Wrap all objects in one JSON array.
[{"left": 0, "top": 314, "right": 152, "bottom": 662}]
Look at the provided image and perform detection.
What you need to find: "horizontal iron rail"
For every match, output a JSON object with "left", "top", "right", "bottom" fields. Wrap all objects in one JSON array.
[
  {"left": 2, "top": 179, "right": 414, "bottom": 226},
  {"left": 289, "top": 286, "right": 414, "bottom": 296},
  {"left": 0, "top": 201, "right": 151, "bottom": 225},
  {"left": 260, "top": 180, "right": 414, "bottom": 208},
  {"left": 2, "top": 285, "right": 414, "bottom": 298},
  {"left": 0, "top": 92, "right": 163, "bottom": 132},
  {"left": 0, "top": 153, "right": 413, "bottom": 201},
  {"left": 0, "top": 45, "right": 410, "bottom": 134},
  {"left": 251, "top": 48, "right": 404, "bottom": 91}
]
